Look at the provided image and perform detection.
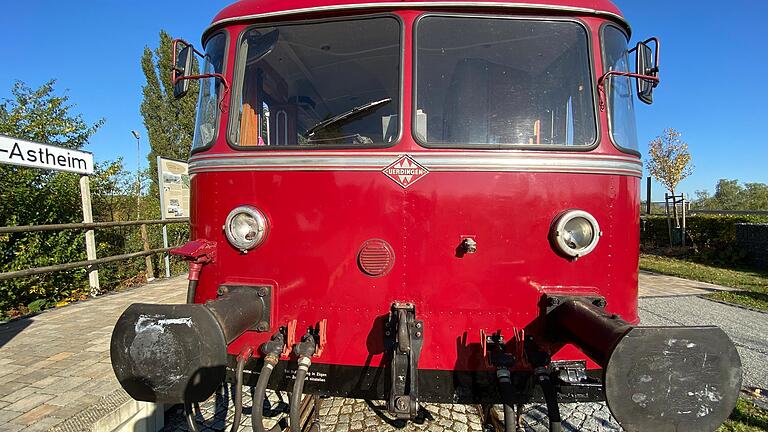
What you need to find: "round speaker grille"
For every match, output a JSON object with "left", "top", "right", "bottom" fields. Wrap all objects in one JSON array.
[{"left": 358, "top": 239, "right": 395, "bottom": 277}]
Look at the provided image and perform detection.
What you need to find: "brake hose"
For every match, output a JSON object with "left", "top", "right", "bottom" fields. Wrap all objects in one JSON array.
[
  {"left": 229, "top": 347, "right": 253, "bottom": 432},
  {"left": 536, "top": 368, "right": 562, "bottom": 432},
  {"left": 291, "top": 333, "right": 317, "bottom": 430},
  {"left": 254, "top": 332, "right": 286, "bottom": 432}
]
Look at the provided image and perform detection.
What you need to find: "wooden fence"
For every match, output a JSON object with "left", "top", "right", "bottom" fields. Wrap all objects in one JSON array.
[{"left": 0, "top": 219, "right": 188, "bottom": 295}]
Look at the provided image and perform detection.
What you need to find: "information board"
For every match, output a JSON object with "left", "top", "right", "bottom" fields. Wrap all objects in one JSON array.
[{"left": 157, "top": 157, "right": 190, "bottom": 219}]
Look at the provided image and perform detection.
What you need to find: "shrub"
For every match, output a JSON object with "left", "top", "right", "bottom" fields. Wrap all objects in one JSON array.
[{"left": 641, "top": 214, "right": 768, "bottom": 267}]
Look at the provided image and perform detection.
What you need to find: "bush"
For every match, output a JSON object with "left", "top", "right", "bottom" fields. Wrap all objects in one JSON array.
[{"left": 641, "top": 214, "right": 768, "bottom": 267}]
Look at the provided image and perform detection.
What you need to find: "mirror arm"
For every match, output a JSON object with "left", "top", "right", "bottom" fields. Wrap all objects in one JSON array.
[
  {"left": 597, "top": 71, "right": 660, "bottom": 112},
  {"left": 171, "top": 38, "right": 231, "bottom": 112}
]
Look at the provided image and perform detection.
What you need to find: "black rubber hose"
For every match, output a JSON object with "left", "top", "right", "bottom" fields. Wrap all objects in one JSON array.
[
  {"left": 537, "top": 372, "right": 562, "bottom": 432},
  {"left": 253, "top": 357, "right": 281, "bottom": 432},
  {"left": 186, "top": 279, "right": 198, "bottom": 304},
  {"left": 497, "top": 368, "right": 516, "bottom": 432},
  {"left": 503, "top": 404, "right": 516, "bottom": 432},
  {"left": 184, "top": 402, "right": 201, "bottom": 432},
  {"left": 290, "top": 361, "right": 310, "bottom": 430},
  {"left": 229, "top": 355, "right": 247, "bottom": 432}
]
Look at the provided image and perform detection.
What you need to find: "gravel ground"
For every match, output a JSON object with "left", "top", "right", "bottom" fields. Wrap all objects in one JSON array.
[{"left": 163, "top": 295, "right": 766, "bottom": 431}]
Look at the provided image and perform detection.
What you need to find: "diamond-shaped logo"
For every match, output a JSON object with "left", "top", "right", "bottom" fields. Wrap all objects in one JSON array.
[{"left": 382, "top": 155, "right": 429, "bottom": 188}]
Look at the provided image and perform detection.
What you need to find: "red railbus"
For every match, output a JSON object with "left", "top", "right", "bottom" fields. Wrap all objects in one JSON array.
[{"left": 110, "top": 1, "right": 742, "bottom": 431}]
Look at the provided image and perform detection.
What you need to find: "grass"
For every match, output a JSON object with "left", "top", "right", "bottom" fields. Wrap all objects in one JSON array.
[
  {"left": 639, "top": 254, "right": 768, "bottom": 311},
  {"left": 718, "top": 398, "right": 768, "bottom": 432}
]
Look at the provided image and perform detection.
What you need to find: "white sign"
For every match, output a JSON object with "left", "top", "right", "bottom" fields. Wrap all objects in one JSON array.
[{"left": 0, "top": 134, "right": 94, "bottom": 175}]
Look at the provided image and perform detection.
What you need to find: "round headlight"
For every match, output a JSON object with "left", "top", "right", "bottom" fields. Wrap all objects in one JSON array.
[
  {"left": 552, "top": 210, "right": 601, "bottom": 259},
  {"left": 224, "top": 206, "right": 268, "bottom": 252}
]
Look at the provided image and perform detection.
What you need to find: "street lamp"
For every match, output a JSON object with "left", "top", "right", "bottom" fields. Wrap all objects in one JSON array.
[{"left": 131, "top": 130, "right": 141, "bottom": 221}]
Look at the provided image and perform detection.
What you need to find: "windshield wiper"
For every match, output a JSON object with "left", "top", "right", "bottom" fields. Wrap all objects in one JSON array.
[{"left": 303, "top": 98, "right": 392, "bottom": 139}]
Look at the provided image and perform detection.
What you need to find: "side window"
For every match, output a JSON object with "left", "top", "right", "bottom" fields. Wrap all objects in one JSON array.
[
  {"left": 192, "top": 33, "right": 227, "bottom": 151},
  {"left": 603, "top": 25, "right": 639, "bottom": 153}
]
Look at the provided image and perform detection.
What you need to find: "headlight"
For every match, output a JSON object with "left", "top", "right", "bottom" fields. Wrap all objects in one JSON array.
[
  {"left": 551, "top": 210, "right": 601, "bottom": 259},
  {"left": 224, "top": 206, "right": 268, "bottom": 252}
]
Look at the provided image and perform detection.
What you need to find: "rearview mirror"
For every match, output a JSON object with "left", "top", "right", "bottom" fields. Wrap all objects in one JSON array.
[
  {"left": 173, "top": 41, "right": 194, "bottom": 99},
  {"left": 635, "top": 40, "right": 659, "bottom": 105}
]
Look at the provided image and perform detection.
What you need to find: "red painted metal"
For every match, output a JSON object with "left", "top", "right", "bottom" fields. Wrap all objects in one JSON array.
[{"left": 188, "top": 0, "right": 639, "bottom": 379}]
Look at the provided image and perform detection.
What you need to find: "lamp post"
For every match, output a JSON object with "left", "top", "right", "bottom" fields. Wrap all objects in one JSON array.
[{"left": 131, "top": 130, "right": 141, "bottom": 221}]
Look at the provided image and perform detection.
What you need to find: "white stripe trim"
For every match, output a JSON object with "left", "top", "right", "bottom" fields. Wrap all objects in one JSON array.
[
  {"left": 204, "top": 2, "right": 630, "bottom": 37},
  {"left": 189, "top": 152, "right": 642, "bottom": 177}
]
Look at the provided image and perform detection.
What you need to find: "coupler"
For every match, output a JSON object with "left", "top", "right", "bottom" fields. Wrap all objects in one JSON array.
[
  {"left": 110, "top": 286, "right": 269, "bottom": 404},
  {"left": 544, "top": 295, "right": 742, "bottom": 432}
]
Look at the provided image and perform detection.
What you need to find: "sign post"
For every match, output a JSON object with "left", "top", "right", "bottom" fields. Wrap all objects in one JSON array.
[
  {"left": 0, "top": 135, "right": 99, "bottom": 294},
  {"left": 157, "top": 157, "right": 190, "bottom": 278}
]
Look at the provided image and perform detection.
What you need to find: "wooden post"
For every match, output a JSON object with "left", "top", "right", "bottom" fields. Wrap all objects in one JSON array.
[
  {"left": 79, "top": 175, "right": 100, "bottom": 296},
  {"left": 140, "top": 223, "right": 154, "bottom": 282},
  {"left": 664, "top": 193, "right": 673, "bottom": 246},
  {"left": 681, "top": 194, "right": 687, "bottom": 247},
  {"left": 646, "top": 177, "right": 652, "bottom": 215}
]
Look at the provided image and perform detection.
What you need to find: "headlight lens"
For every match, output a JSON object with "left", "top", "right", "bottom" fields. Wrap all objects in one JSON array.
[
  {"left": 552, "top": 210, "right": 601, "bottom": 259},
  {"left": 224, "top": 206, "right": 268, "bottom": 252}
]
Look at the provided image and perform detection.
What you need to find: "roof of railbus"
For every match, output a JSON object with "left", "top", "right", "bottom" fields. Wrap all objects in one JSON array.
[{"left": 206, "top": 0, "right": 629, "bottom": 39}]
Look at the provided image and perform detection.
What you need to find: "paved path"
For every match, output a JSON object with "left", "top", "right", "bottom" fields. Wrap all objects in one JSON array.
[
  {"left": 0, "top": 271, "right": 760, "bottom": 432},
  {"left": 638, "top": 271, "right": 731, "bottom": 297},
  {"left": 0, "top": 277, "right": 185, "bottom": 432}
]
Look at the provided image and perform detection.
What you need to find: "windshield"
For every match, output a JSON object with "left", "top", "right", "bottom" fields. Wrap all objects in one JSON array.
[
  {"left": 192, "top": 33, "right": 227, "bottom": 151},
  {"left": 602, "top": 25, "right": 639, "bottom": 153},
  {"left": 231, "top": 17, "right": 401, "bottom": 148},
  {"left": 415, "top": 16, "right": 596, "bottom": 148}
]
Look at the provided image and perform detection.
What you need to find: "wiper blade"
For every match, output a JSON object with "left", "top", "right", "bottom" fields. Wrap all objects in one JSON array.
[{"left": 303, "top": 98, "right": 392, "bottom": 139}]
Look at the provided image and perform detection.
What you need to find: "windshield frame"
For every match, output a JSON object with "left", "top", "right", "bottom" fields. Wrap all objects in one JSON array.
[
  {"left": 600, "top": 22, "right": 640, "bottom": 157},
  {"left": 190, "top": 30, "right": 230, "bottom": 155},
  {"left": 226, "top": 13, "right": 405, "bottom": 151},
  {"left": 412, "top": 13, "right": 600, "bottom": 151}
]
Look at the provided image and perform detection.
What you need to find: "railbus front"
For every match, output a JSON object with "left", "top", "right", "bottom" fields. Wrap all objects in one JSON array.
[{"left": 110, "top": 1, "right": 742, "bottom": 431}]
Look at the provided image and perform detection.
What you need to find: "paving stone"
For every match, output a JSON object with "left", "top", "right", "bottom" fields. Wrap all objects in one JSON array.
[{"left": 8, "top": 403, "right": 57, "bottom": 426}]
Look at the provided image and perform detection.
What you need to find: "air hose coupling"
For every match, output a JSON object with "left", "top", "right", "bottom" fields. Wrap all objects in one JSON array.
[{"left": 294, "top": 332, "right": 318, "bottom": 359}]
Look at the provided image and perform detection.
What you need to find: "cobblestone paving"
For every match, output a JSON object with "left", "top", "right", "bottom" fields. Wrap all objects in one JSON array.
[{"left": 162, "top": 387, "right": 623, "bottom": 432}]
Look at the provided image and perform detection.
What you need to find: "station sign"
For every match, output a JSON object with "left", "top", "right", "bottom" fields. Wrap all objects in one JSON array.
[{"left": 0, "top": 134, "right": 94, "bottom": 175}]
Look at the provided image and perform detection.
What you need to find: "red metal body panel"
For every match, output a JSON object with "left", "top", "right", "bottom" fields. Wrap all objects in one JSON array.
[
  {"left": 189, "top": 5, "right": 640, "bottom": 382},
  {"left": 210, "top": 0, "right": 625, "bottom": 27}
]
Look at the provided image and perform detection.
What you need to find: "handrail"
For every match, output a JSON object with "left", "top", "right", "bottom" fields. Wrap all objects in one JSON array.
[
  {"left": 0, "top": 218, "right": 190, "bottom": 286},
  {"left": 0, "top": 218, "right": 189, "bottom": 234},
  {"left": 0, "top": 248, "right": 174, "bottom": 282}
]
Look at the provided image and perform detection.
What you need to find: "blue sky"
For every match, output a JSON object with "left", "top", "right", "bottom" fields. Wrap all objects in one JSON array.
[{"left": 1, "top": 1, "right": 765, "bottom": 200}]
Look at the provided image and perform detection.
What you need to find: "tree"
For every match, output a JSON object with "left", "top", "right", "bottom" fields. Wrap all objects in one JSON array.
[
  {"left": 139, "top": 30, "right": 199, "bottom": 193},
  {"left": 694, "top": 179, "right": 768, "bottom": 211},
  {"left": 0, "top": 80, "right": 104, "bottom": 313},
  {"left": 646, "top": 128, "right": 694, "bottom": 198}
]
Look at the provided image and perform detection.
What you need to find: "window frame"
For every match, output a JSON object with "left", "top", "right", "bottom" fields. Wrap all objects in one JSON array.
[
  {"left": 600, "top": 22, "right": 641, "bottom": 157},
  {"left": 411, "top": 12, "right": 600, "bottom": 151},
  {"left": 226, "top": 13, "right": 405, "bottom": 151},
  {"left": 190, "top": 30, "right": 230, "bottom": 155}
]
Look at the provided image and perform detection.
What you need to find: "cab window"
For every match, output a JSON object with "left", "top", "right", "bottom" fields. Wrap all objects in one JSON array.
[
  {"left": 415, "top": 16, "right": 597, "bottom": 148},
  {"left": 231, "top": 17, "right": 401, "bottom": 148}
]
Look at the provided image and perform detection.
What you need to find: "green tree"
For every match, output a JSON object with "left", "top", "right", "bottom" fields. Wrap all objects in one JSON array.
[
  {"left": 0, "top": 80, "right": 104, "bottom": 314},
  {"left": 647, "top": 128, "right": 694, "bottom": 199},
  {"left": 694, "top": 179, "right": 768, "bottom": 211},
  {"left": 139, "top": 30, "right": 199, "bottom": 193}
]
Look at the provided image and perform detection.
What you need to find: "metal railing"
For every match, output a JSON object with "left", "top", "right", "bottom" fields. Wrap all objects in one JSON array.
[{"left": 0, "top": 219, "right": 189, "bottom": 289}]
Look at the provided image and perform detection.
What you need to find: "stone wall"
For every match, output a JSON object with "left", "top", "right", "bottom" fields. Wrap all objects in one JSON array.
[{"left": 736, "top": 223, "right": 768, "bottom": 269}]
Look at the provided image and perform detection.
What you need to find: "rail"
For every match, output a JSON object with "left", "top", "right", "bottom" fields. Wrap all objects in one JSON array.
[{"left": 0, "top": 218, "right": 189, "bottom": 290}]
